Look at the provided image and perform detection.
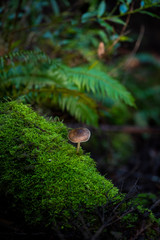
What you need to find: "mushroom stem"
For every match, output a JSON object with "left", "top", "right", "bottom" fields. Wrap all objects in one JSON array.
[{"left": 77, "top": 142, "right": 80, "bottom": 154}]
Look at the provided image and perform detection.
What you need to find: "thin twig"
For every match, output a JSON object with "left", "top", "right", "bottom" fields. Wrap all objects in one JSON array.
[
  {"left": 91, "top": 208, "right": 134, "bottom": 240},
  {"left": 108, "top": 24, "right": 145, "bottom": 77},
  {"left": 107, "top": 3, "right": 134, "bottom": 54},
  {"left": 77, "top": 213, "right": 92, "bottom": 239},
  {"left": 150, "top": 199, "right": 160, "bottom": 211},
  {"left": 123, "top": 25, "right": 145, "bottom": 71},
  {"left": 100, "top": 125, "right": 160, "bottom": 134},
  {"left": 67, "top": 123, "right": 160, "bottom": 134},
  {"left": 103, "top": 2, "right": 160, "bottom": 21},
  {"left": 130, "top": 221, "right": 153, "bottom": 240},
  {"left": 132, "top": 25, "right": 145, "bottom": 54}
]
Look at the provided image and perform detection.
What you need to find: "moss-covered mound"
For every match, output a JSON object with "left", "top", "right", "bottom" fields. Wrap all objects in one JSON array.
[{"left": 0, "top": 101, "right": 121, "bottom": 226}]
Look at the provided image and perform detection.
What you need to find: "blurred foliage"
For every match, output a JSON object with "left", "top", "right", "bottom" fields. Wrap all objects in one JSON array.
[
  {"left": 0, "top": 0, "right": 159, "bottom": 56},
  {"left": 0, "top": 50, "right": 135, "bottom": 126},
  {"left": 109, "top": 53, "right": 160, "bottom": 127},
  {"left": 92, "top": 51, "right": 160, "bottom": 169},
  {"left": 0, "top": 0, "right": 160, "bottom": 127}
]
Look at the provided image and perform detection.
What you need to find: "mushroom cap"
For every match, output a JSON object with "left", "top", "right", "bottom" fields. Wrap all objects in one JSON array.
[{"left": 68, "top": 128, "right": 91, "bottom": 143}]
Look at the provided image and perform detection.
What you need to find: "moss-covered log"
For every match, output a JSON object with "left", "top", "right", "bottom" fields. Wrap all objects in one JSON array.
[{"left": 0, "top": 101, "right": 121, "bottom": 226}]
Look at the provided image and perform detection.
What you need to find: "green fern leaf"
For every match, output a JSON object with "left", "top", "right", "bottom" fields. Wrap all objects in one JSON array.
[
  {"left": 0, "top": 50, "right": 135, "bottom": 126},
  {"left": 58, "top": 95, "right": 98, "bottom": 126},
  {"left": 41, "top": 87, "right": 98, "bottom": 126},
  {"left": 64, "top": 67, "right": 135, "bottom": 107}
]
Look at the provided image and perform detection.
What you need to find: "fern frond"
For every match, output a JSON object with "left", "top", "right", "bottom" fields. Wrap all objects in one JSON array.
[
  {"left": 55, "top": 88, "right": 97, "bottom": 109},
  {"left": 0, "top": 49, "right": 50, "bottom": 67},
  {"left": 0, "top": 50, "right": 135, "bottom": 126},
  {"left": 18, "top": 85, "right": 98, "bottom": 125},
  {"left": 62, "top": 66, "right": 135, "bottom": 107},
  {"left": 34, "top": 87, "right": 98, "bottom": 125},
  {"left": 0, "top": 60, "right": 65, "bottom": 88},
  {"left": 58, "top": 96, "right": 98, "bottom": 126}
]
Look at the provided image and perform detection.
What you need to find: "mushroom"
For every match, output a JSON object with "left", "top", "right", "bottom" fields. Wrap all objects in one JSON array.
[{"left": 68, "top": 128, "right": 91, "bottom": 154}]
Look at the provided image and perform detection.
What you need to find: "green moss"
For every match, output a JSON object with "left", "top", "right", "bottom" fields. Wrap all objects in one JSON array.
[
  {"left": 122, "top": 193, "right": 160, "bottom": 238},
  {"left": 1, "top": 101, "right": 159, "bottom": 238},
  {"left": 0, "top": 101, "right": 121, "bottom": 226},
  {"left": 133, "top": 193, "right": 157, "bottom": 207}
]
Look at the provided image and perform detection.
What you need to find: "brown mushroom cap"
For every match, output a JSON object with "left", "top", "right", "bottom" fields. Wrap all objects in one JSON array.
[{"left": 68, "top": 128, "right": 91, "bottom": 143}]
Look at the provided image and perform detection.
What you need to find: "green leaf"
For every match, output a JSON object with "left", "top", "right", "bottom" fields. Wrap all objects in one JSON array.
[
  {"left": 136, "top": 53, "right": 160, "bottom": 66},
  {"left": 65, "top": 67, "right": 135, "bottom": 107},
  {"left": 97, "top": 30, "right": 108, "bottom": 43},
  {"left": 98, "top": 19, "right": 114, "bottom": 33},
  {"left": 109, "top": 16, "right": 125, "bottom": 25},
  {"left": 119, "top": 4, "right": 128, "bottom": 14},
  {"left": 58, "top": 96, "right": 98, "bottom": 126},
  {"left": 50, "top": 0, "right": 60, "bottom": 16},
  {"left": 119, "top": 35, "right": 132, "bottom": 42},
  {"left": 141, "top": 10, "right": 160, "bottom": 19},
  {"left": 97, "top": 1, "right": 106, "bottom": 17},
  {"left": 140, "top": 1, "right": 145, "bottom": 7},
  {"left": 0, "top": 50, "right": 135, "bottom": 126},
  {"left": 81, "top": 12, "right": 97, "bottom": 23}
]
